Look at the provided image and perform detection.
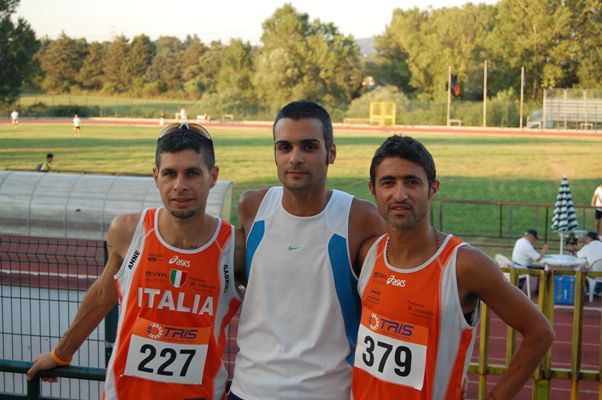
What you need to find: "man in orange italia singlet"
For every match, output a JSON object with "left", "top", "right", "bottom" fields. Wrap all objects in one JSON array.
[
  {"left": 352, "top": 136, "right": 554, "bottom": 399},
  {"left": 27, "top": 123, "right": 243, "bottom": 400}
]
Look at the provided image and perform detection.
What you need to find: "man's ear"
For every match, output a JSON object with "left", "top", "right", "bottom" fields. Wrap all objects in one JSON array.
[
  {"left": 152, "top": 166, "right": 159, "bottom": 185},
  {"left": 327, "top": 144, "right": 336, "bottom": 165},
  {"left": 429, "top": 179, "right": 440, "bottom": 198},
  {"left": 210, "top": 166, "right": 219, "bottom": 189}
]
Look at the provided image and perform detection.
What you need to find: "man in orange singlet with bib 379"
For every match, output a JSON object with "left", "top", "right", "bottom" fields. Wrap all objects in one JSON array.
[{"left": 352, "top": 135, "right": 554, "bottom": 399}]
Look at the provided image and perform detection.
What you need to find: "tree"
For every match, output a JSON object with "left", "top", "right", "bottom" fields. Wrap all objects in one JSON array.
[
  {"left": 486, "top": 0, "right": 575, "bottom": 99},
  {"left": 77, "top": 42, "right": 106, "bottom": 90},
  {"left": 124, "top": 34, "right": 155, "bottom": 85},
  {"left": 0, "top": 0, "right": 39, "bottom": 104},
  {"left": 374, "top": 5, "right": 496, "bottom": 98},
  {"left": 567, "top": 0, "right": 602, "bottom": 88},
  {"left": 254, "top": 4, "right": 362, "bottom": 112},
  {"left": 103, "top": 35, "right": 129, "bottom": 92},
  {"left": 145, "top": 36, "right": 183, "bottom": 94},
  {"left": 38, "top": 33, "right": 86, "bottom": 93}
]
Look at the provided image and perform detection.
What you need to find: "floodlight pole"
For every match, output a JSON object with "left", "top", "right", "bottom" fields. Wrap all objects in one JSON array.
[
  {"left": 447, "top": 65, "right": 451, "bottom": 127},
  {"left": 483, "top": 60, "right": 488, "bottom": 127},
  {"left": 520, "top": 66, "right": 525, "bottom": 128}
]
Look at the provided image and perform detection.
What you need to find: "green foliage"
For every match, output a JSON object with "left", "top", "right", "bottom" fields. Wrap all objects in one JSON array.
[
  {"left": 0, "top": 0, "right": 39, "bottom": 105},
  {"left": 77, "top": 43, "right": 106, "bottom": 91},
  {"left": 487, "top": 0, "right": 576, "bottom": 99},
  {"left": 38, "top": 33, "right": 86, "bottom": 93},
  {"left": 103, "top": 35, "right": 129, "bottom": 92},
  {"left": 10, "top": 1, "right": 602, "bottom": 123},
  {"left": 254, "top": 4, "right": 362, "bottom": 113}
]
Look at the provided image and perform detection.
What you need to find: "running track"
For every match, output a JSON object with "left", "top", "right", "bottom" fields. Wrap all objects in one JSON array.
[{"left": 2, "top": 117, "right": 601, "bottom": 140}]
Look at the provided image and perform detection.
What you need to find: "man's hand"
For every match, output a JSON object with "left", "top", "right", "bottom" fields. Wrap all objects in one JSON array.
[{"left": 27, "top": 353, "right": 59, "bottom": 382}]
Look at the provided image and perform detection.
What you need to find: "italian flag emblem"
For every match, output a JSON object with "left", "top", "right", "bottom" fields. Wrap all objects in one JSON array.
[{"left": 169, "top": 269, "right": 188, "bottom": 288}]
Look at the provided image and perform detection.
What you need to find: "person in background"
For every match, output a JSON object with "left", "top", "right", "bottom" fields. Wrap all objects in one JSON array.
[
  {"left": 576, "top": 231, "right": 602, "bottom": 267},
  {"left": 512, "top": 228, "right": 549, "bottom": 268},
  {"left": 37, "top": 153, "right": 54, "bottom": 172},
  {"left": 73, "top": 114, "right": 81, "bottom": 136},
  {"left": 351, "top": 135, "right": 554, "bottom": 399},
  {"left": 11, "top": 109, "right": 19, "bottom": 128},
  {"left": 159, "top": 109, "right": 165, "bottom": 126},
  {"left": 591, "top": 182, "right": 602, "bottom": 234}
]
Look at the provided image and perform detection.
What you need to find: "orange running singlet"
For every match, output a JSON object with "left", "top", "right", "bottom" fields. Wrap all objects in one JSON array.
[
  {"left": 104, "top": 208, "right": 241, "bottom": 400},
  {"left": 352, "top": 234, "right": 479, "bottom": 400}
]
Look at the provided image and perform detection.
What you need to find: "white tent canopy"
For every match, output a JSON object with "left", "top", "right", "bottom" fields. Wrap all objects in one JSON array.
[{"left": 0, "top": 171, "right": 232, "bottom": 240}]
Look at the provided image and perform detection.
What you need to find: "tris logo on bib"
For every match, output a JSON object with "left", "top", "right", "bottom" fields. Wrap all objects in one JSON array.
[
  {"left": 355, "top": 309, "right": 428, "bottom": 390},
  {"left": 125, "top": 317, "right": 210, "bottom": 384}
]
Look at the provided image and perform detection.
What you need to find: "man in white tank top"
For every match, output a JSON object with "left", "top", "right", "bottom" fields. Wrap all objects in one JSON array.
[
  {"left": 229, "top": 101, "right": 385, "bottom": 400},
  {"left": 352, "top": 135, "right": 554, "bottom": 399}
]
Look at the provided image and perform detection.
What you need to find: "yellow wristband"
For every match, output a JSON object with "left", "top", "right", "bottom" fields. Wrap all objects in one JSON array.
[{"left": 50, "top": 349, "right": 72, "bottom": 366}]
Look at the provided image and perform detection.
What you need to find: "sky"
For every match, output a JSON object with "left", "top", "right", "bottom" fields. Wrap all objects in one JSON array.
[{"left": 17, "top": 0, "right": 499, "bottom": 44}]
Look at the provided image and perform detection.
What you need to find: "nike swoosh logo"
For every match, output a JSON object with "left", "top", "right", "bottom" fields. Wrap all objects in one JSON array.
[{"left": 288, "top": 245, "right": 301, "bottom": 251}]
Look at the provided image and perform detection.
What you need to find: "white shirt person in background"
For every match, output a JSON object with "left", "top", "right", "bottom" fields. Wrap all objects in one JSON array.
[
  {"left": 11, "top": 109, "right": 19, "bottom": 128},
  {"left": 577, "top": 231, "right": 602, "bottom": 267},
  {"left": 73, "top": 114, "right": 81, "bottom": 137},
  {"left": 591, "top": 183, "right": 602, "bottom": 234},
  {"left": 512, "top": 228, "right": 548, "bottom": 268}
]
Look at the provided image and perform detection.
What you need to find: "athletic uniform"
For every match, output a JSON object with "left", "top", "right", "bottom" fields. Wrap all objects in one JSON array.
[
  {"left": 352, "top": 234, "right": 479, "bottom": 400},
  {"left": 104, "top": 208, "right": 241, "bottom": 400},
  {"left": 230, "top": 187, "right": 359, "bottom": 400}
]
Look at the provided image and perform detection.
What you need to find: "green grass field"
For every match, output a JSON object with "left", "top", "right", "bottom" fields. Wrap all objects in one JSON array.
[
  {"left": 1, "top": 123, "right": 601, "bottom": 245},
  {"left": 5, "top": 94, "right": 196, "bottom": 119}
]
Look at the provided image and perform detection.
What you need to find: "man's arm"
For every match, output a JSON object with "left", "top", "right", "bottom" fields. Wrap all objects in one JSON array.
[
  {"left": 457, "top": 247, "right": 554, "bottom": 399},
  {"left": 26, "top": 213, "right": 138, "bottom": 380},
  {"left": 234, "top": 189, "right": 268, "bottom": 287},
  {"left": 592, "top": 192, "right": 598, "bottom": 207},
  {"left": 348, "top": 198, "right": 386, "bottom": 275},
  {"left": 536, "top": 243, "right": 549, "bottom": 261},
  {"left": 234, "top": 227, "right": 247, "bottom": 287}
]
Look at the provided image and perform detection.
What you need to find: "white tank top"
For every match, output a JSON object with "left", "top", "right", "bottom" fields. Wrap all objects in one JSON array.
[{"left": 230, "top": 187, "right": 358, "bottom": 400}]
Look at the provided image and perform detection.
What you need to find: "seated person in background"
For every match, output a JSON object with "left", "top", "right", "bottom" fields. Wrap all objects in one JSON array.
[
  {"left": 577, "top": 231, "right": 602, "bottom": 267},
  {"left": 36, "top": 153, "right": 54, "bottom": 172},
  {"left": 512, "top": 229, "right": 548, "bottom": 268}
]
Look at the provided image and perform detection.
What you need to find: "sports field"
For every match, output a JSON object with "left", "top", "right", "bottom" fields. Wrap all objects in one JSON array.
[
  {"left": 2, "top": 120, "right": 602, "bottom": 398},
  {"left": 1, "top": 120, "right": 601, "bottom": 230}
]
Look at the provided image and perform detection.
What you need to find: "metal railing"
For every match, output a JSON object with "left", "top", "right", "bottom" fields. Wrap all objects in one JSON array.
[{"left": 469, "top": 267, "right": 602, "bottom": 399}]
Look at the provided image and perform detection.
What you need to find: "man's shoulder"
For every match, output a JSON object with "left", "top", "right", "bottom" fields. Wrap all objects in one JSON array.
[
  {"left": 110, "top": 212, "right": 142, "bottom": 238},
  {"left": 349, "top": 197, "right": 385, "bottom": 240},
  {"left": 239, "top": 188, "right": 270, "bottom": 214}
]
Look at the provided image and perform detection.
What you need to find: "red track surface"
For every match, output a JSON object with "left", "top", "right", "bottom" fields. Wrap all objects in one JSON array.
[{"left": 2, "top": 117, "right": 601, "bottom": 140}]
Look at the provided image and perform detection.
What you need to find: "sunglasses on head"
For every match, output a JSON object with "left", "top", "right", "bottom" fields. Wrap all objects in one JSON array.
[{"left": 158, "top": 122, "right": 212, "bottom": 141}]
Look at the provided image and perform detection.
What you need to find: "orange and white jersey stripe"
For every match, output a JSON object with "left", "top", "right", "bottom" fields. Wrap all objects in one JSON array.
[
  {"left": 352, "top": 234, "right": 479, "bottom": 400},
  {"left": 104, "top": 208, "right": 241, "bottom": 400}
]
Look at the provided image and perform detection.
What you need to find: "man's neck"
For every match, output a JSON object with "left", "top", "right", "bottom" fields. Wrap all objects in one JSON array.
[
  {"left": 281, "top": 187, "right": 332, "bottom": 217},
  {"left": 386, "top": 222, "right": 442, "bottom": 269},
  {"left": 158, "top": 209, "right": 217, "bottom": 250}
]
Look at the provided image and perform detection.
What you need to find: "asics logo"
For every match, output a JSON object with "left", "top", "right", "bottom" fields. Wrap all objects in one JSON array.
[
  {"left": 169, "top": 255, "right": 191, "bottom": 267},
  {"left": 387, "top": 275, "right": 406, "bottom": 287},
  {"left": 288, "top": 245, "right": 301, "bottom": 251}
]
